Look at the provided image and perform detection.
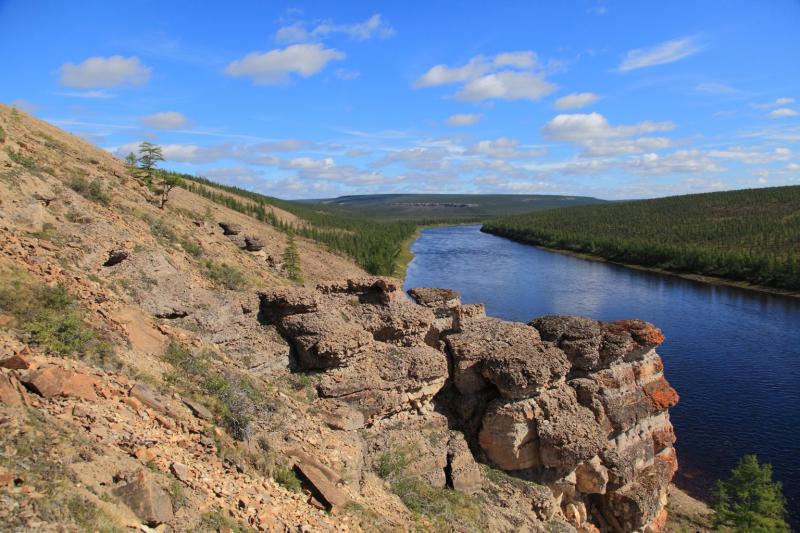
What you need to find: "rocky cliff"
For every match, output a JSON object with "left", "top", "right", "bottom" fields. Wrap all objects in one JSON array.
[{"left": 261, "top": 278, "right": 680, "bottom": 532}]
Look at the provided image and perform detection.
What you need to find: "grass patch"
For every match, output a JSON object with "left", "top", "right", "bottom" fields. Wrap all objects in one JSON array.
[
  {"left": 7, "top": 147, "right": 36, "bottom": 169},
  {"left": 143, "top": 214, "right": 177, "bottom": 243},
  {"left": 374, "top": 442, "right": 486, "bottom": 532},
  {"left": 68, "top": 174, "right": 110, "bottom": 206},
  {"left": 0, "top": 272, "right": 117, "bottom": 367},
  {"left": 30, "top": 222, "right": 58, "bottom": 241},
  {"left": 0, "top": 411, "right": 123, "bottom": 532},
  {"left": 199, "top": 509, "right": 256, "bottom": 533},
  {"left": 178, "top": 236, "right": 203, "bottom": 258},
  {"left": 161, "top": 342, "right": 279, "bottom": 440},
  {"left": 202, "top": 260, "right": 246, "bottom": 290}
]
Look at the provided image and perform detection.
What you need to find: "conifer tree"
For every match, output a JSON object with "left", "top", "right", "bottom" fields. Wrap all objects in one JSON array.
[{"left": 713, "top": 455, "right": 789, "bottom": 532}]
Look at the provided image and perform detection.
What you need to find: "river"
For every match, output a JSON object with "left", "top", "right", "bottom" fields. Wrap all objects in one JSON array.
[{"left": 403, "top": 224, "right": 800, "bottom": 523}]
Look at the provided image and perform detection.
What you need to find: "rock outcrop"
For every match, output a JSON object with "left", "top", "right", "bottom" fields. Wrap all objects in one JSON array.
[{"left": 261, "top": 279, "right": 680, "bottom": 532}]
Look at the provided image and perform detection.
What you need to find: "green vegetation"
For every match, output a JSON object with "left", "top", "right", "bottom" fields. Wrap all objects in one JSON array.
[
  {"left": 713, "top": 455, "right": 789, "bottom": 532},
  {"left": 143, "top": 213, "right": 178, "bottom": 243},
  {"left": 200, "top": 509, "right": 256, "bottom": 533},
  {"left": 68, "top": 174, "right": 110, "bottom": 205},
  {"left": 0, "top": 272, "right": 116, "bottom": 366},
  {"left": 136, "top": 141, "right": 164, "bottom": 184},
  {"left": 375, "top": 443, "right": 486, "bottom": 532},
  {"left": 0, "top": 125, "right": 6, "bottom": 143},
  {"left": 181, "top": 175, "right": 417, "bottom": 275},
  {"left": 310, "top": 193, "right": 605, "bottom": 221},
  {"left": 483, "top": 186, "right": 800, "bottom": 291},
  {"left": 202, "top": 260, "right": 247, "bottom": 290},
  {"left": 0, "top": 410, "right": 123, "bottom": 532},
  {"left": 6, "top": 147, "right": 36, "bottom": 169},
  {"left": 282, "top": 231, "right": 303, "bottom": 283}
]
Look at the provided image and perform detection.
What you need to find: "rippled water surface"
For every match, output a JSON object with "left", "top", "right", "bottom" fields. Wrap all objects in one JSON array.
[{"left": 404, "top": 225, "right": 800, "bottom": 522}]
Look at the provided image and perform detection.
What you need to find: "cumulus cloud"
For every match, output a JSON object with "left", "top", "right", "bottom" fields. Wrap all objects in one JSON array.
[
  {"left": 473, "top": 174, "right": 558, "bottom": 193},
  {"left": 276, "top": 14, "right": 394, "bottom": 43},
  {"left": 457, "top": 71, "right": 556, "bottom": 103},
  {"left": 626, "top": 150, "right": 723, "bottom": 176},
  {"left": 224, "top": 44, "right": 344, "bottom": 85},
  {"left": 618, "top": 37, "right": 702, "bottom": 72},
  {"left": 445, "top": 113, "right": 482, "bottom": 127},
  {"left": 769, "top": 108, "right": 798, "bottom": 118},
  {"left": 708, "top": 146, "right": 791, "bottom": 164},
  {"left": 554, "top": 92, "right": 601, "bottom": 110},
  {"left": 139, "top": 111, "right": 189, "bottom": 130},
  {"left": 542, "top": 112, "right": 675, "bottom": 156},
  {"left": 59, "top": 56, "right": 151, "bottom": 88},
  {"left": 466, "top": 137, "right": 545, "bottom": 158},
  {"left": 415, "top": 51, "right": 556, "bottom": 103}
]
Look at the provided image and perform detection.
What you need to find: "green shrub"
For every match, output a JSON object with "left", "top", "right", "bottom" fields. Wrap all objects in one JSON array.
[
  {"left": 143, "top": 214, "right": 177, "bottom": 243},
  {"left": 7, "top": 148, "right": 36, "bottom": 168},
  {"left": 273, "top": 464, "right": 303, "bottom": 492},
  {"left": 203, "top": 260, "right": 246, "bottom": 290},
  {"left": 0, "top": 276, "right": 115, "bottom": 365},
  {"left": 68, "top": 175, "right": 110, "bottom": 205},
  {"left": 199, "top": 509, "right": 255, "bottom": 533},
  {"left": 178, "top": 237, "right": 203, "bottom": 258},
  {"left": 0, "top": 125, "right": 6, "bottom": 143}
]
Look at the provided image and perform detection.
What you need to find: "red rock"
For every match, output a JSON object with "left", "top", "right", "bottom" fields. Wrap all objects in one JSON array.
[
  {"left": 642, "top": 377, "right": 679, "bottom": 410},
  {"left": 293, "top": 461, "right": 348, "bottom": 511},
  {"left": 112, "top": 469, "right": 173, "bottom": 526},
  {"left": 21, "top": 367, "right": 98, "bottom": 400},
  {"left": 0, "top": 352, "right": 31, "bottom": 370},
  {"left": 0, "top": 374, "right": 22, "bottom": 406},
  {"left": 134, "top": 448, "right": 156, "bottom": 463}
]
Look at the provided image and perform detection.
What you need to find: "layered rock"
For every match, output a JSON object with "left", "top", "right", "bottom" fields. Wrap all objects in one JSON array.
[{"left": 260, "top": 278, "right": 679, "bottom": 532}]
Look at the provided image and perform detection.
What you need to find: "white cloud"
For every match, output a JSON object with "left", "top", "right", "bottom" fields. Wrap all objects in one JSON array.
[
  {"left": 276, "top": 14, "right": 395, "bottom": 44},
  {"left": 542, "top": 112, "right": 675, "bottom": 156},
  {"left": 769, "top": 108, "right": 798, "bottom": 118},
  {"left": 776, "top": 97, "right": 795, "bottom": 105},
  {"left": 626, "top": 150, "right": 723, "bottom": 176},
  {"left": 694, "top": 82, "right": 738, "bottom": 94},
  {"left": 473, "top": 174, "right": 558, "bottom": 193},
  {"left": 312, "top": 14, "right": 395, "bottom": 41},
  {"left": 618, "top": 37, "right": 702, "bottom": 72},
  {"left": 139, "top": 111, "right": 189, "bottom": 130},
  {"left": 445, "top": 113, "right": 482, "bottom": 127},
  {"left": 708, "top": 146, "right": 791, "bottom": 164},
  {"left": 54, "top": 90, "right": 116, "bottom": 99},
  {"left": 467, "top": 137, "right": 545, "bottom": 158},
  {"left": 555, "top": 92, "right": 601, "bottom": 110},
  {"left": 457, "top": 71, "right": 556, "bottom": 103},
  {"left": 224, "top": 44, "right": 344, "bottom": 85},
  {"left": 414, "top": 51, "right": 554, "bottom": 102},
  {"left": 415, "top": 56, "right": 493, "bottom": 88},
  {"left": 59, "top": 56, "right": 151, "bottom": 88}
]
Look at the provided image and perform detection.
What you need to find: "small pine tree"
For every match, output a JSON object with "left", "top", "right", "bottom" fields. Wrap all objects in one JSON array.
[
  {"left": 125, "top": 152, "right": 137, "bottom": 170},
  {"left": 282, "top": 231, "right": 303, "bottom": 283},
  {"left": 713, "top": 454, "right": 789, "bottom": 532},
  {"left": 136, "top": 141, "right": 164, "bottom": 185}
]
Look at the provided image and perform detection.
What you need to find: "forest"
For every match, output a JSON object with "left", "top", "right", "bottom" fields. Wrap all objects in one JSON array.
[
  {"left": 172, "top": 172, "right": 418, "bottom": 276},
  {"left": 482, "top": 186, "right": 800, "bottom": 291}
]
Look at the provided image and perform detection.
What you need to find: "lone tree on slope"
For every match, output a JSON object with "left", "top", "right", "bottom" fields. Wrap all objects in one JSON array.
[
  {"left": 713, "top": 454, "right": 789, "bottom": 532},
  {"left": 136, "top": 141, "right": 181, "bottom": 208}
]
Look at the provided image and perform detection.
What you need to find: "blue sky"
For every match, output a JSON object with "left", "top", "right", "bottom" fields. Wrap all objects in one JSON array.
[{"left": 1, "top": 0, "right": 798, "bottom": 199}]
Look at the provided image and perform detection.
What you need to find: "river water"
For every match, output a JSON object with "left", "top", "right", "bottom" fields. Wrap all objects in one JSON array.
[{"left": 403, "top": 224, "right": 800, "bottom": 522}]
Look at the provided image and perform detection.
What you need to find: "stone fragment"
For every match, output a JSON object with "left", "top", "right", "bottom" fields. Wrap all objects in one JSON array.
[
  {"left": 218, "top": 222, "right": 242, "bottom": 235},
  {"left": 293, "top": 461, "right": 348, "bottom": 511},
  {"left": 0, "top": 374, "right": 22, "bottom": 406},
  {"left": 134, "top": 447, "right": 157, "bottom": 463},
  {"left": 103, "top": 249, "right": 128, "bottom": 267},
  {"left": 575, "top": 456, "right": 609, "bottom": 494},
  {"left": 244, "top": 235, "right": 265, "bottom": 251},
  {"left": 447, "top": 433, "right": 482, "bottom": 494},
  {"left": 129, "top": 383, "right": 180, "bottom": 418},
  {"left": 318, "top": 400, "right": 365, "bottom": 431},
  {"left": 113, "top": 469, "right": 174, "bottom": 526},
  {"left": 182, "top": 398, "right": 213, "bottom": 421},
  {"left": 407, "top": 287, "right": 461, "bottom": 308},
  {"left": 21, "top": 367, "right": 98, "bottom": 400},
  {"left": 170, "top": 462, "right": 191, "bottom": 483},
  {"left": 0, "top": 352, "right": 32, "bottom": 370}
]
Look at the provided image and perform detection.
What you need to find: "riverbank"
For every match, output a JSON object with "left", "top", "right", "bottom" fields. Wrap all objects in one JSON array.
[{"left": 480, "top": 226, "right": 800, "bottom": 300}]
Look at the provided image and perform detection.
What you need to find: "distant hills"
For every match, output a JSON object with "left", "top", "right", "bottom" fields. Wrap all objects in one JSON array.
[{"left": 303, "top": 193, "right": 606, "bottom": 221}]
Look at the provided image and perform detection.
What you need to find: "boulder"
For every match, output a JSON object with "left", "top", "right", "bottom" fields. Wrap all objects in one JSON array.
[
  {"left": 0, "top": 373, "right": 23, "bottom": 406},
  {"left": 407, "top": 287, "right": 461, "bottom": 309},
  {"left": 293, "top": 461, "right": 348, "bottom": 511},
  {"left": 447, "top": 432, "right": 482, "bottom": 494},
  {"left": 244, "top": 235, "right": 265, "bottom": 251},
  {"left": 113, "top": 469, "right": 174, "bottom": 526},
  {"left": 218, "top": 222, "right": 242, "bottom": 235},
  {"left": 0, "top": 352, "right": 32, "bottom": 370},
  {"left": 21, "top": 367, "right": 99, "bottom": 400},
  {"left": 182, "top": 398, "right": 213, "bottom": 421},
  {"left": 103, "top": 249, "right": 129, "bottom": 267}
]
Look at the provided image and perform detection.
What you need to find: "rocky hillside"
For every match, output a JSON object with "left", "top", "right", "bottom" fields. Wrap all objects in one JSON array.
[{"left": 0, "top": 105, "right": 699, "bottom": 532}]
